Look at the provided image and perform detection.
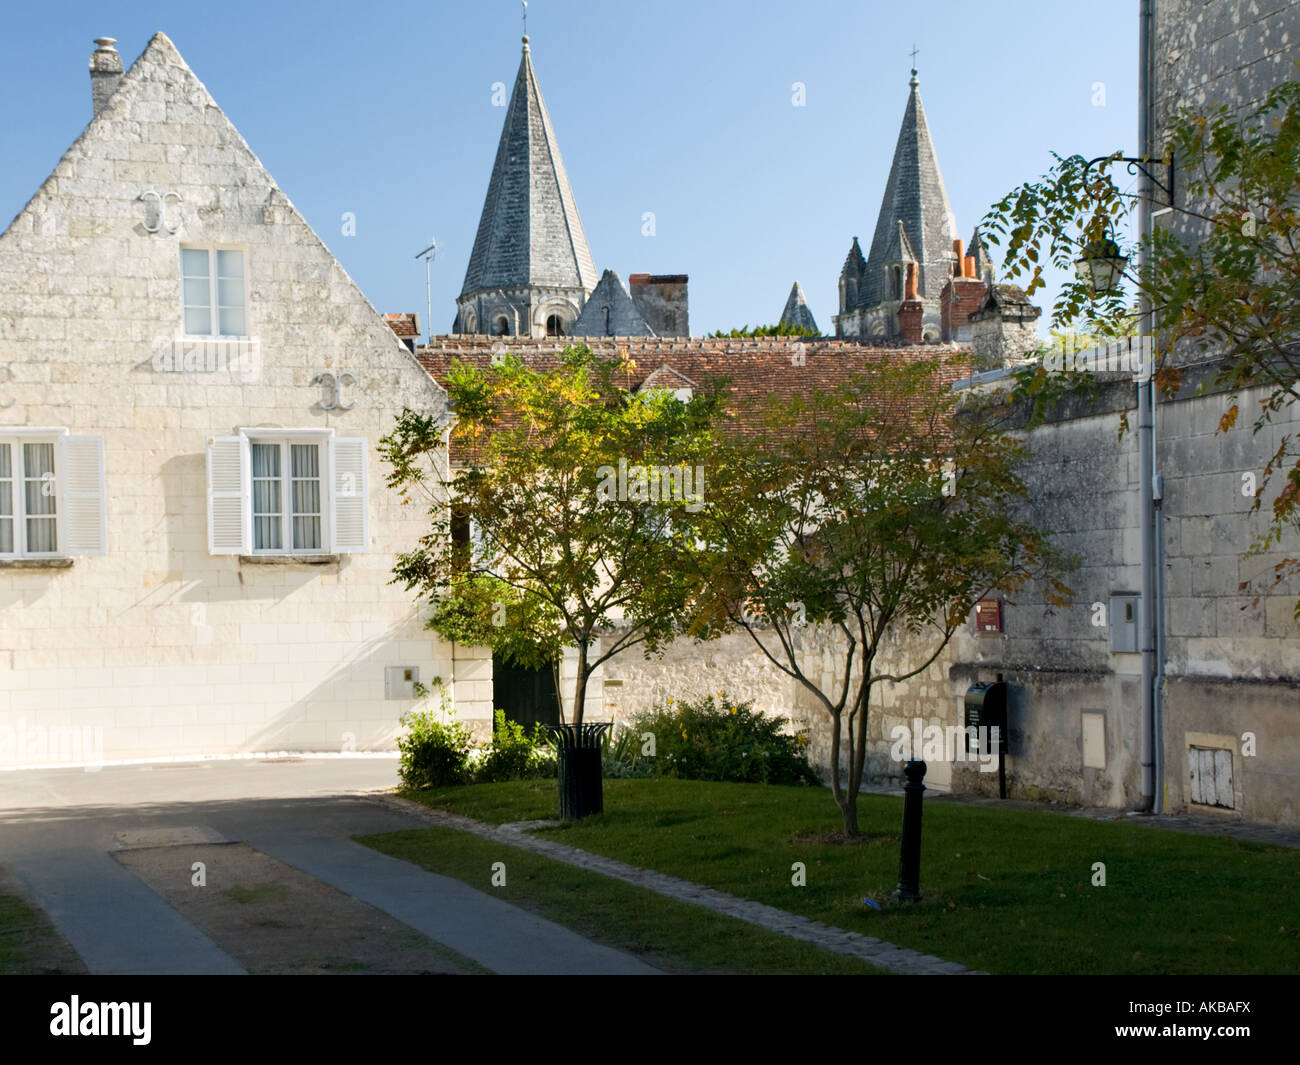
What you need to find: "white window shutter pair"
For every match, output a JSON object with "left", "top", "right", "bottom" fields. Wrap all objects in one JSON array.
[
  {"left": 60, "top": 435, "right": 107, "bottom": 556},
  {"left": 205, "top": 436, "right": 368, "bottom": 555}
]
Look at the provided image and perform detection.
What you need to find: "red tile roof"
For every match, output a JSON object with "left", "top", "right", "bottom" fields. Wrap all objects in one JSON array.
[
  {"left": 385, "top": 313, "right": 421, "bottom": 338},
  {"left": 419, "top": 333, "right": 967, "bottom": 389},
  {"left": 415, "top": 336, "right": 970, "bottom": 448}
]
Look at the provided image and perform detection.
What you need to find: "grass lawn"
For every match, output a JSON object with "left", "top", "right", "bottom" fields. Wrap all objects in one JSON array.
[
  {"left": 0, "top": 891, "right": 84, "bottom": 974},
  {"left": 361, "top": 823, "right": 882, "bottom": 974},
  {"left": 397, "top": 778, "right": 1300, "bottom": 975}
]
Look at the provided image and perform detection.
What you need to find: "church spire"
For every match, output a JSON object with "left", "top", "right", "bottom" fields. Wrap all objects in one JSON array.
[
  {"left": 457, "top": 35, "right": 598, "bottom": 336},
  {"left": 859, "top": 67, "right": 959, "bottom": 311},
  {"left": 779, "top": 281, "right": 819, "bottom": 334}
]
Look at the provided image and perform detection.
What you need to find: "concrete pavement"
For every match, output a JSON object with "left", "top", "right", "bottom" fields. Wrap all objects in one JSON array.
[{"left": 0, "top": 759, "right": 659, "bottom": 975}]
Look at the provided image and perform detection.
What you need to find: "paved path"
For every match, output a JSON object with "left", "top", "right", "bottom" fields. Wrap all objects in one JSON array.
[
  {"left": 6, "top": 849, "right": 244, "bottom": 975},
  {"left": 254, "top": 836, "right": 656, "bottom": 975},
  {"left": 0, "top": 760, "right": 656, "bottom": 975},
  {"left": 378, "top": 795, "right": 975, "bottom": 976}
]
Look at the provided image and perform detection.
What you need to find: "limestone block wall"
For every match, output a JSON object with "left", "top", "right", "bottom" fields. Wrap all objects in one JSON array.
[
  {"left": 943, "top": 372, "right": 1300, "bottom": 821},
  {"left": 604, "top": 370, "right": 1300, "bottom": 824},
  {"left": 599, "top": 624, "right": 960, "bottom": 793},
  {"left": 0, "top": 34, "right": 451, "bottom": 764},
  {"left": 1155, "top": 0, "right": 1299, "bottom": 126},
  {"left": 600, "top": 630, "right": 799, "bottom": 728}
]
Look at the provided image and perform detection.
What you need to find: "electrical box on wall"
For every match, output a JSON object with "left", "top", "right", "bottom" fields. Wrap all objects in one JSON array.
[
  {"left": 385, "top": 665, "right": 418, "bottom": 700},
  {"left": 1108, "top": 594, "right": 1139, "bottom": 653}
]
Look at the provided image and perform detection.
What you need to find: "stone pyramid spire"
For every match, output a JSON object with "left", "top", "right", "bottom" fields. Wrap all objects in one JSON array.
[
  {"left": 967, "top": 225, "right": 996, "bottom": 283},
  {"left": 779, "top": 281, "right": 819, "bottom": 334},
  {"left": 457, "top": 36, "right": 598, "bottom": 337},
  {"left": 841, "top": 236, "right": 866, "bottom": 281},
  {"left": 859, "top": 69, "right": 959, "bottom": 309},
  {"left": 572, "top": 269, "right": 655, "bottom": 337}
]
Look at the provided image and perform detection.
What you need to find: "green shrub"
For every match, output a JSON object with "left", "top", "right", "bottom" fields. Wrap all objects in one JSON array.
[
  {"left": 475, "top": 710, "right": 553, "bottom": 783},
  {"left": 397, "top": 701, "right": 473, "bottom": 789},
  {"left": 632, "top": 694, "right": 820, "bottom": 786},
  {"left": 601, "top": 723, "right": 654, "bottom": 778}
]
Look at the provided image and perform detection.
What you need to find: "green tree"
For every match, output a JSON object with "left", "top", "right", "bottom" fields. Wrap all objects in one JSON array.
[
  {"left": 424, "top": 574, "right": 566, "bottom": 720},
  {"left": 707, "top": 323, "right": 819, "bottom": 338},
  {"left": 382, "top": 345, "right": 722, "bottom": 723},
  {"left": 692, "top": 356, "right": 1071, "bottom": 837},
  {"left": 983, "top": 77, "right": 1300, "bottom": 607}
]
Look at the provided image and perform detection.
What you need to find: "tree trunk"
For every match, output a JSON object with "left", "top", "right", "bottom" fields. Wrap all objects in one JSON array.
[
  {"left": 827, "top": 710, "right": 845, "bottom": 814},
  {"left": 841, "top": 681, "right": 873, "bottom": 839},
  {"left": 571, "top": 641, "right": 589, "bottom": 725},
  {"left": 840, "top": 798, "right": 859, "bottom": 837},
  {"left": 551, "top": 659, "right": 565, "bottom": 725}
]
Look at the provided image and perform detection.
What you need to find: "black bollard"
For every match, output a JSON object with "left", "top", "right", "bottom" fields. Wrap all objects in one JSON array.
[{"left": 894, "top": 759, "right": 927, "bottom": 902}]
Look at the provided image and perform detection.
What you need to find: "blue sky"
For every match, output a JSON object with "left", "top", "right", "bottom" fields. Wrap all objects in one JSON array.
[{"left": 0, "top": 1, "right": 1138, "bottom": 337}]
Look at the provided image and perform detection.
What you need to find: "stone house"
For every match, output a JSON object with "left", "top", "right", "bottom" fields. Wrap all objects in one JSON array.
[{"left": 0, "top": 34, "right": 450, "bottom": 765}]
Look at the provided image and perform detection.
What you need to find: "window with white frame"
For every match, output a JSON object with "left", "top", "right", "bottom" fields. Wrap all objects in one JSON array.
[
  {"left": 182, "top": 247, "right": 246, "bottom": 337},
  {"left": 0, "top": 431, "right": 106, "bottom": 559},
  {"left": 250, "top": 439, "right": 324, "bottom": 551},
  {"left": 206, "top": 431, "right": 368, "bottom": 556}
]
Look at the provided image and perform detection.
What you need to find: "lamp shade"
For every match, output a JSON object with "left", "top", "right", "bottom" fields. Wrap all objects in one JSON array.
[{"left": 1075, "top": 238, "right": 1129, "bottom": 295}]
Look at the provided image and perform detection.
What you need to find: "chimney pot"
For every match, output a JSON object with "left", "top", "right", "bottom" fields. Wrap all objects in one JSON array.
[
  {"left": 89, "top": 37, "right": 123, "bottom": 117},
  {"left": 964, "top": 256, "right": 977, "bottom": 279}
]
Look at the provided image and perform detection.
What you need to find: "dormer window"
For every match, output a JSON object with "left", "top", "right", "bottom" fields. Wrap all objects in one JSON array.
[
  {"left": 892, "top": 265, "right": 903, "bottom": 300},
  {"left": 546, "top": 314, "right": 564, "bottom": 337},
  {"left": 182, "top": 247, "right": 245, "bottom": 336},
  {"left": 494, "top": 316, "right": 510, "bottom": 336}
]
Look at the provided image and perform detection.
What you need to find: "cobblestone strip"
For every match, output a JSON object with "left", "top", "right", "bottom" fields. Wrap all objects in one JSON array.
[{"left": 374, "top": 794, "right": 978, "bottom": 975}]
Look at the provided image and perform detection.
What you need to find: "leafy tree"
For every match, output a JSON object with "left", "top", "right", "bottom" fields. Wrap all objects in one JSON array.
[
  {"left": 692, "top": 356, "right": 1072, "bottom": 837},
  {"left": 707, "top": 323, "right": 819, "bottom": 338},
  {"left": 983, "top": 77, "right": 1300, "bottom": 607},
  {"left": 424, "top": 574, "right": 566, "bottom": 720},
  {"left": 382, "top": 345, "right": 722, "bottom": 723}
]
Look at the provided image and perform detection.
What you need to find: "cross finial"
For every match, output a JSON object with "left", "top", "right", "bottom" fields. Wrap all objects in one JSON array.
[{"left": 909, "top": 43, "right": 920, "bottom": 67}]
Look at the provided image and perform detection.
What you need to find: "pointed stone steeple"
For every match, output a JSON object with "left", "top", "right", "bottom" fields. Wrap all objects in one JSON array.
[
  {"left": 571, "top": 269, "right": 655, "bottom": 337},
  {"left": 860, "top": 69, "right": 959, "bottom": 313},
  {"left": 837, "top": 236, "right": 866, "bottom": 318},
  {"left": 457, "top": 36, "right": 598, "bottom": 338},
  {"left": 967, "top": 226, "right": 996, "bottom": 284},
  {"left": 779, "top": 281, "right": 819, "bottom": 334}
]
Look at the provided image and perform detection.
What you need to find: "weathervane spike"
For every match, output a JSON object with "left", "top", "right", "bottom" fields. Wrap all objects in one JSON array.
[{"left": 522, "top": 0, "right": 528, "bottom": 38}]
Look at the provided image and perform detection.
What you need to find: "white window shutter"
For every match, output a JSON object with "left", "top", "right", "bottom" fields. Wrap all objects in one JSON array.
[
  {"left": 60, "top": 435, "right": 106, "bottom": 556},
  {"left": 331, "top": 437, "right": 368, "bottom": 553},
  {"left": 207, "top": 436, "right": 248, "bottom": 554}
]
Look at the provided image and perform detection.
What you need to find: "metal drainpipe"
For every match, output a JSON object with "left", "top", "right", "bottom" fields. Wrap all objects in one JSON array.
[
  {"left": 1154, "top": 468, "right": 1166, "bottom": 813},
  {"left": 1136, "top": 0, "right": 1157, "bottom": 812}
]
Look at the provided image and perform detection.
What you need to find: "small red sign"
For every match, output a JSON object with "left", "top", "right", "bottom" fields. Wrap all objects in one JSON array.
[{"left": 975, "top": 599, "right": 1002, "bottom": 634}]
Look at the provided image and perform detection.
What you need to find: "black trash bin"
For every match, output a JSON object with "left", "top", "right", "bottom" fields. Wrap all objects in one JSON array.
[{"left": 546, "top": 723, "right": 611, "bottom": 821}]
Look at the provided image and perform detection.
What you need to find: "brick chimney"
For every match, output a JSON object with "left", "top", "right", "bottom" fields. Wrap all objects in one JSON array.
[
  {"left": 897, "top": 262, "right": 924, "bottom": 344},
  {"left": 940, "top": 243, "right": 990, "bottom": 344},
  {"left": 90, "top": 37, "right": 123, "bottom": 116}
]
